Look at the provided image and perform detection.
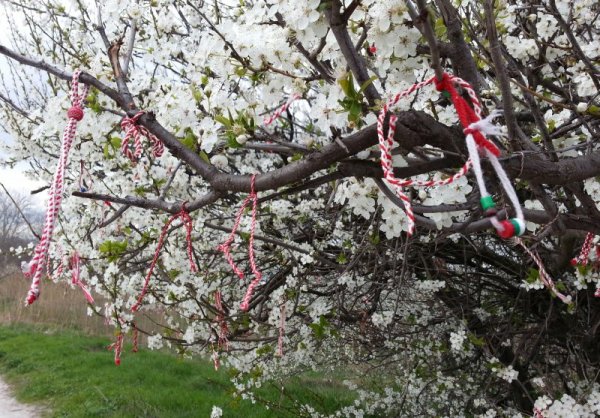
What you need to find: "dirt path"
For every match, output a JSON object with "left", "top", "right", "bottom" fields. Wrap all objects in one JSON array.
[{"left": 0, "top": 377, "right": 42, "bottom": 417}]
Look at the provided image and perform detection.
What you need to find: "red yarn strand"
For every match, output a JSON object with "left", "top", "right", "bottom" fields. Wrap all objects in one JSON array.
[{"left": 131, "top": 206, "right": 197, "bottom": 312}]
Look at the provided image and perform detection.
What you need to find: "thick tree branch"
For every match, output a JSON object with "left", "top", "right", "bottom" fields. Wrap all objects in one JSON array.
[
  {"left": 71, "top": 190, "right": 221, "bottom": 214},
  {"left": 434, "top": 0, "right": 481, "bottom": 91},
  {"left": 325, "top": 0, "right": 381, "bottom": 105}
]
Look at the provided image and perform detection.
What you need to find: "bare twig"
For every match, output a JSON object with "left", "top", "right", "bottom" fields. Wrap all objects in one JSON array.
[
  {"left": 122, "top": 18, "right": 137, "bottom": 77},
  {"left": 406, "top": 0, "right": 443, "bottom": 81},
  {"left": 0, "top": 181, "right": 40, "bottom": 239}
]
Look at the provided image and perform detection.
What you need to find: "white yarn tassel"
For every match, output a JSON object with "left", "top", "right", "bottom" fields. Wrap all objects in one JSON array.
[
  {"left": 467, "top": 109, "right": 504, "bottom": 138},
  {"left": 487, "top": 149, "right": 524, "bottom": 222},
  {"left": 465, "top": 133, "right": 488, "bottom": 197}
]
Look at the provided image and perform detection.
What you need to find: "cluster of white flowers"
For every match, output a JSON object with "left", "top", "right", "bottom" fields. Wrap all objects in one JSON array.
[
  {"left": 449, "top": 329, "right": 467, "bottom": 352},
  {"left": 489, "top": 358, "right": 519, "bottom": 383},
  {"left": 534, "top": 390, "right": 600, "bottom": 417},
  {"left": 210, "top": 406, "right": 223, "bottom": 418}
]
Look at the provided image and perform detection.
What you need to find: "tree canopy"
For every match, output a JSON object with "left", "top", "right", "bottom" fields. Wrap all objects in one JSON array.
[{"left": 0, "top": 0, "right": 599, "bottom": 416}]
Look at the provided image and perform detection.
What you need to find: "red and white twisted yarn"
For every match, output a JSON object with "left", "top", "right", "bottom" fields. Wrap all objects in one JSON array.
[
  {"left": 377, "top": 72, "right": 524, "bottom": 237},
  {"left": 516, "top": 238, "right": 571, "bottom": 304},
  {"left": 24, "top": 70, "right": 89, "bottom": 305},
  {"left": 120, "top": 111, "right": 164, "bottom": 162},
  {"left": 277, "top": 301, "right": 286, "bottom": 357},
  {"left": 571, "top": 233, "right": 594, "bottom": 266},
  {"left": 263, "top": 93, "right": 301, "bottom": 126},
  {"left": 377, "top": 75, "right": 471, "bottom": 235},
  {"left": 131, "top": 205, "right": 197, "bottom": 312},
  {"left": 70, "top": 252, "right": 94, "bottom": 304},
  {"left": 132, "top": 323, "right": 139, "bottom": 353},
  {"left": 217, "top": 174, "right": 262, "bottom": 311},
  {"left": 107, "top": 332, "right": 124, "bottom": 366},
  {"left": 214, "top": 290, "right": 230, "bottom": 351},
  {"left": 569, "top": 233, "right": 600, "bottom": 297}
]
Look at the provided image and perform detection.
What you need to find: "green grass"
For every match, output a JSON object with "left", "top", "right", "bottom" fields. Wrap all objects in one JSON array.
[{"left": 0, "top": 325, "right": 357, "bottom": 417}]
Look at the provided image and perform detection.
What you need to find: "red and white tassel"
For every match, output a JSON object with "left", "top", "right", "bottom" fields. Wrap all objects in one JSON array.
[
  {"left": 121, "top": 111, "right": 164, "bottom": 162},
  {"left": 25, "top": 70, "right": 89, "bottom": 305},
  {"left": 70, "top": 252, "right": 94, "bottom": 304},
  {"left": 131, "top": 206, "right": 197, "bottom": 312},
  {"left": 217, "top": 175, "right": 263, "bottom": 312}
]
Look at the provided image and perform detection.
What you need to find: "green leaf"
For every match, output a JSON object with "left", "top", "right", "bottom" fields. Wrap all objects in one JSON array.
[
  {"left": 98, "top": 240, "right": 129, "bottom": 262},
  {"left": 338, "top": 77, "right": 352, "bottom": 97},
  {"left": 370, "top": 233, "right": 380, "bottom": 245},
  {"left": 227, "top": 136, "right": 242, "bottom": 149},
  {"left": 180, "top": 128, "right": 197, "bottom": 151},
  {"left": 215, "top": 115, "right": 232, "bottom": 128},
  {"left": 110, "top": 137, "right": 122, "bottom": 149},
  {"left": 467, "top": 333, "right": 485, "bottom": 348},
  {"left": 587, "top": 105, "right": 600, "bottom": 116},
  {"left": 199, "top": 150, "right": 210, "bottom": 164},
  {"left": 103, "top": 144, "right": 111, "bottom": 160},
  {"left": 358, "top": 75, "right": 378, "bottom": 94},
  {"left": 577, "top": 264, "right": 591, "bottom": 276},
  {"left": 338, "top": 72, "right": 357, "bottom": 98},
  {"left": 348, "top": 100, "right": 362, "bottom": 123},
  {"left": 526, "top": 268, "right": 540, "bottom": 284}
]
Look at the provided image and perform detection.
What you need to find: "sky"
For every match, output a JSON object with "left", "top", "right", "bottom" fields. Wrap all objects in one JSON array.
[
  {"left": 0, "top": 10, "right": 47, "bottom": 208},
  {"left": 0, "top": 130, "right": 47, "bottom": 207}
]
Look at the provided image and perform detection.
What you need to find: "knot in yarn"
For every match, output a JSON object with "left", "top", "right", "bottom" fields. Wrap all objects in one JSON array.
[
  {"left": 67, "top": 106, "right": 84, "bottom": 121},
  {"left": 434, "top": 72, "right": 453, "bottom": 92}
]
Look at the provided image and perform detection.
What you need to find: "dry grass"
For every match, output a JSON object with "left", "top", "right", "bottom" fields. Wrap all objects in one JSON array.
[
  {"left": 0, "top": 271, "right": 164, "bottom": 340},
  {"left": 0, "top": 271, "right": 114, "bottom": 336}
]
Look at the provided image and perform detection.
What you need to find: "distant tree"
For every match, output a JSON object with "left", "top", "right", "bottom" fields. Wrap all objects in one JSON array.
[
  {"left": 0, "top": 185, "right": 39, "bottom": 271},
  {"left": 0, "top": 0, "right": 599, "bottom": 416}
]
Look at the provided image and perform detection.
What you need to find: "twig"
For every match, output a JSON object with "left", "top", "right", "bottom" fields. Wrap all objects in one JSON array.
[
  {"left": 203, "top": 222, "right": 339, "bottom": 268},
  {"left": 122, "top": 18, "right": 137, "bottom": 77},
  {"left": 0, "top": 182, "right": 40, "bottom": 239},
  {"left": 406, "top": 0, "right": 443, "bottom": 81},
  {"left": 484, "top": 0, "right": 519, "bottom": 147},
  {"left": 325, "top": 0, "right": 381, "bottom": 105},
  {"left": 72, "top": 190, "right": 221, "bottom": 214}
]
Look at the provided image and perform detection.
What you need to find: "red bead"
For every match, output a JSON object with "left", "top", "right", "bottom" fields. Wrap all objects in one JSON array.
[
  {"left": 67, "top": 106, "right": 84, "bottom": 121},
  {"left": 496, "top": 220, "right": 515, "bottom": 239}
]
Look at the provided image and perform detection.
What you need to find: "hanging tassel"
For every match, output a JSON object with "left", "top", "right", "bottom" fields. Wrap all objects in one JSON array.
[
  {"left": 217, "top": 175, "right": 263, "bottom": 311},
  {"left": 131, "top": 205, "right": 197, "bottom": 312},
  {"left": 25, "top": 69, "right": 89, "bottom": 305}
]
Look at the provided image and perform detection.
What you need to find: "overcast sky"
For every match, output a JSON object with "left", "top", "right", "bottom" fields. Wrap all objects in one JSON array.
[
  {"left": 0, "top": 130, "right": 47, "bottom": 207},
  {"left": 0, "top": 11, "right": 47, "bottom": 208}
]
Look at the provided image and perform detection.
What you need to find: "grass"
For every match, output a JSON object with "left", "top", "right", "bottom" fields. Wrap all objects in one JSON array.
[
  {"left": 0, "top": 273, "right": 360, "bottom": 417},
  {"left": 0, "top": 325, "right": 359, "bottom": 417}
]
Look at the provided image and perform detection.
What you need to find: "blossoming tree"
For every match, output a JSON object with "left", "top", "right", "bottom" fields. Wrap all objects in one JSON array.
[{"left": 1, "top": 0, "right": 599, "bottom": 416}]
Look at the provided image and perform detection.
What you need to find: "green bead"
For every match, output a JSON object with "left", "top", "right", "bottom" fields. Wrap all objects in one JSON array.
[
  {"left": 510, "top": 218, "right": 524, "bottom": 236},
  {"left": 480, "top": 196, "right": 495, "bottom": 211}
]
